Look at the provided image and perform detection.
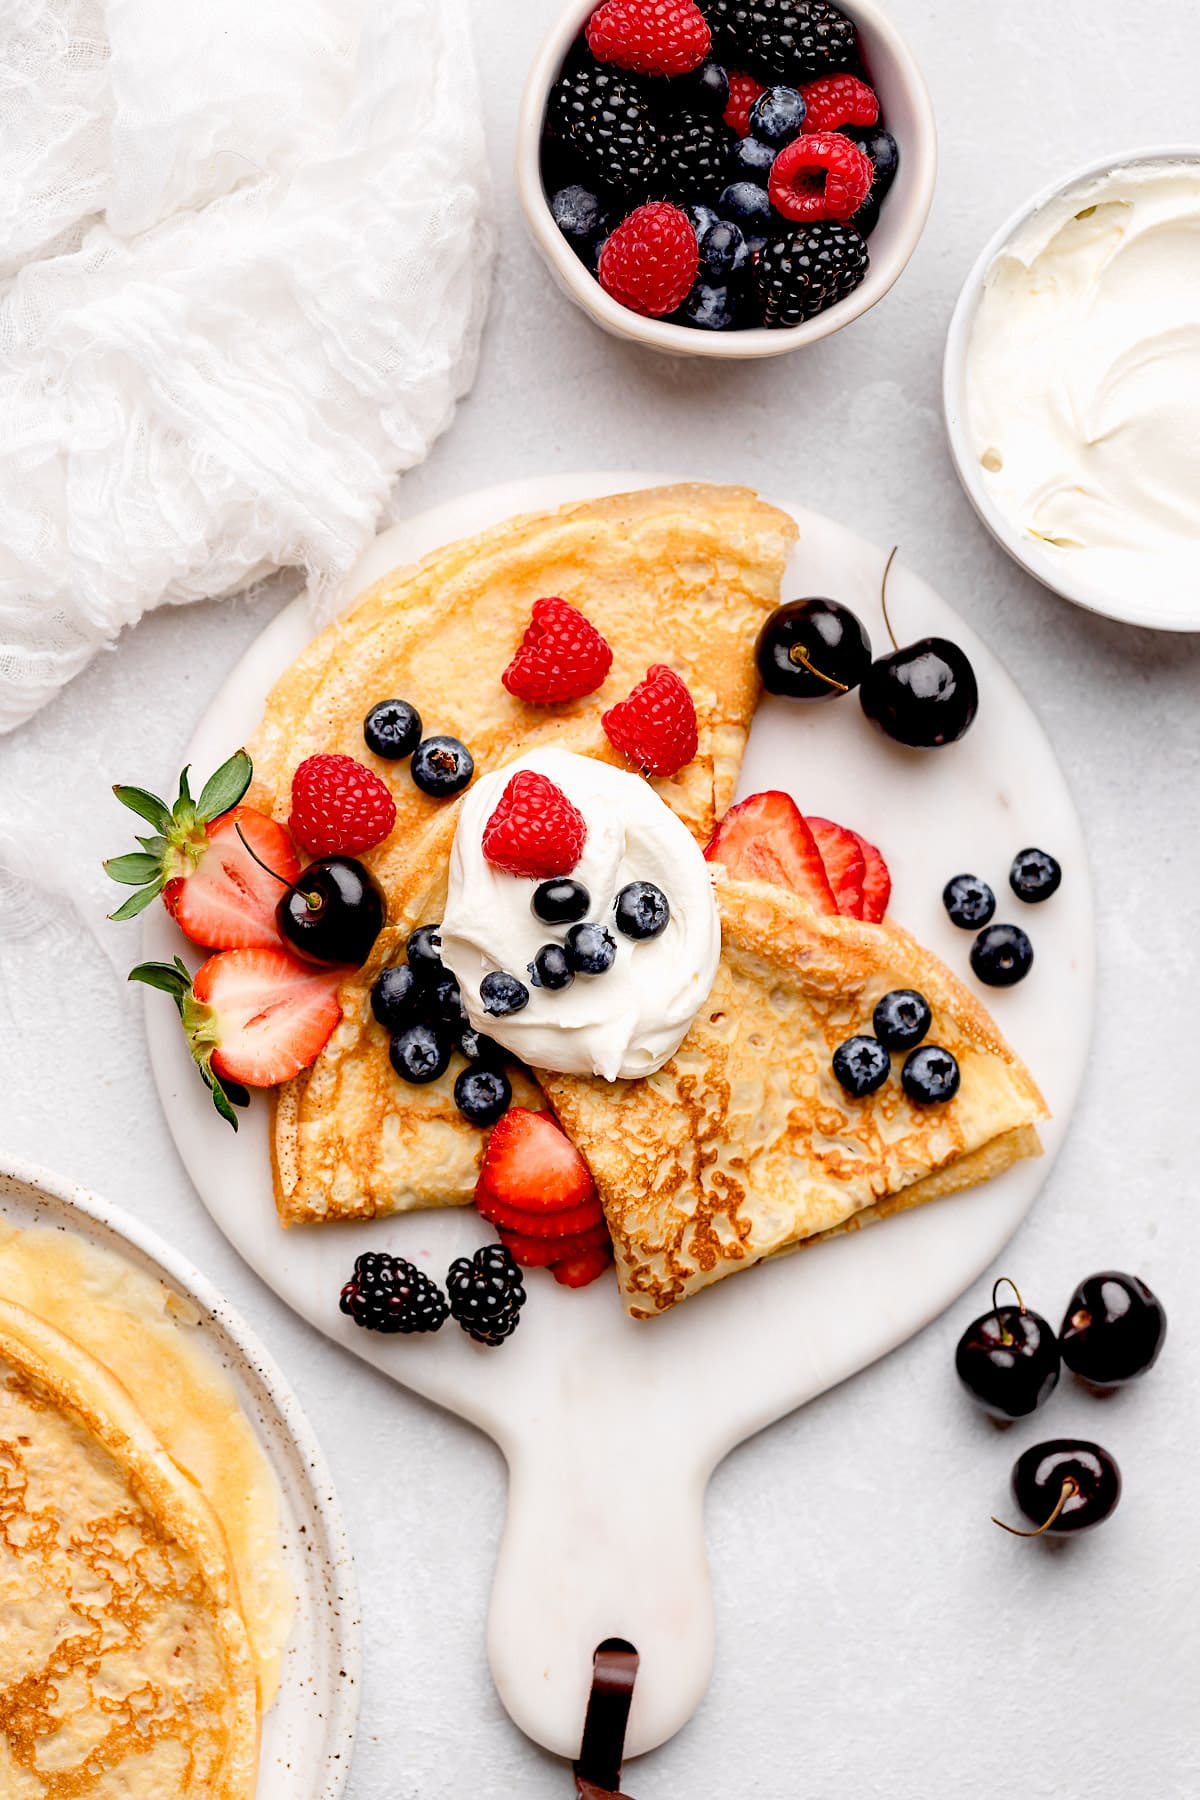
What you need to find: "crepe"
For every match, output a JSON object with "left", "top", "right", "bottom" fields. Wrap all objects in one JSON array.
[
  {"left": 0, "top": 1298, "right": 259, "bottom": 1798},
  {"left": 543, "top": 874, "right": 1048, "bottom": 1318},
  {"left": 247, "top": 483, "right": 798, "bottom": 1225}
]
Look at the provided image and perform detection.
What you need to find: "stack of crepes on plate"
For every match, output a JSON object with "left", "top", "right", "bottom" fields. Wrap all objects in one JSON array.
[
  {"left": 248, "top": 483, "right": 1046, "bottom": 1317},
  {"left": 0, "top": 1225, "right": 293, "bottom": 1797}
]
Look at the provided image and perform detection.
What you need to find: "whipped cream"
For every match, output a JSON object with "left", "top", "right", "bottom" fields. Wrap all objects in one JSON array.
[
  {"left": 964, "top": 160, "right": 1200, "bottom": 609},
  {"left": 440, "top": 748, "right": 721, "bottom": 1080}
]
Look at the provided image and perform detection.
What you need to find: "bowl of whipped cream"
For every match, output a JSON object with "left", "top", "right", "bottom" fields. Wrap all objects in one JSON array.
[{"left": 944, "top": 148, "right": 1200, "bottom": 631}]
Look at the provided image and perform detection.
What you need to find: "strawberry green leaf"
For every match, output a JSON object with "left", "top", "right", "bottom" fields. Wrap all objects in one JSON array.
[
  {"left": 103, "top": 852, "right": 162, "bottom": 886},
  {"left": 128, "top": 958, "right": 193, "bottom": 1007},
  {"left": 113, "top": 784, "right": 172, "bottom": 831},
  {"left": 197, "top": 749, "right": 253, "bottom": 822},
  {"left": 136, "top": 833, "right": 169, "bottom": 856},
  {"left": 201, "top": 1064, "right": 243, "bottom": 1131},
  {"left": 108, "top": 879, "right": 165, "bottom": 922},
  {"left": 177, "top": 765, "right": 194, "bottom": 807}
]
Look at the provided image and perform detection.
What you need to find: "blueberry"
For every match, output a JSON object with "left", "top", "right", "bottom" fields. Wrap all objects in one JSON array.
[
  {"left": 943, "top": 874, "right": 996, "bottom": 929},
  {"left": 747, "top": 85, "right": 807, "bottom": 146},
  {"left": 683, "top": 201, "right": 722, "bottom": 242},
  {"left": 550, "top": 184, "right": 610, "bottom": 252},
  {"left": 841, "top": 126, "right": 899, "bottom": 196},
  {"left": 529, "top": 943, "right": 574, "bottom": 990},
  {"left": 718, "top": 180, "right": 774, "bottom": 234},
  {"left": 901, "top": 1044, "right": 961, "bottom": 1105},
  {"left": 1009, "top": 847, "right": 1062, "bottom": 904},
  {"left": 458, "top": 1025, "right": 504, "bottom": 1064},
  {"left": 531, "top": 878, "right": 591, "bottom": 925},
  {"left": 677, "top": 281, "right": 739, "bottom": 330},
  {"left": 389, "top": 1022, "right": 451, "bottom": 1085},
  {"left": 696, "top": 218, "right": 749, "bottom": 282},
  {"left": 411, "top": 735, "right": 474, "bottom": 797},
  {"left": 363, "top": 698, "right": 422, "bottom": 761},
  {"left": 832, "top": 1035, "right": 890, "bottom": 1097},
  {"left": 971, "top": 923, "right": 1034, "bottom": 988},
  {"left": 669, "top": 60, "right": 730, "bottom": 115},
  {"left": 727, "top": 136, "right": 776, "bottom": 183},
  {"left": 873, "top": 988, "right": 931, "bottom": 1051},
  {"left": 405, "top": 924, "right": 444, "bottom": 981},
  {"left": 480, "top": 971, "right": 529, "bottom": 1016},
  {"left": 614, "top": 881, "right": 670, "bottom": 940},
  {"left": 428, "top": 970, "right": 468, "bottom": 1028},
  {"left": 371, "top": 964, "right": 418, "bottom": 1030},
  {"left": 453, "top": 1065, "right": 512, "bottom": 1127},
  {"left": 565, "top": 921, "right": 617, "bottom": 975}
]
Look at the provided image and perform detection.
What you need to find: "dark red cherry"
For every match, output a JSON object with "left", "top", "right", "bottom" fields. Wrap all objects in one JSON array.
[
  {"left": 755, "top": 598, "right": 872, "bottom": 701},
  {"left": 1060, "top": 1271, "right": 1167, "bottom": 1388},
  {"left": 860, "top": 637, "right": 979, "bottom": 747},
  {"left": 955, "top": 1279, "right": 1060, "bottom": 1420},
  {"left": 998, "top": 1439, "right": 1121, "bottom": 1537},
  {"left": 278, "top": 856, "right": 385, "bottom": 967}
]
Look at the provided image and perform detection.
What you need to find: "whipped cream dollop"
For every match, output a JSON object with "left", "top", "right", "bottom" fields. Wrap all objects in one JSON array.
[
  {"left": 440, "top": 748, "right": 721, "bottom": 1080},
  {"left": 964, "top": 160, "right": 1200, "bottom": 610}
]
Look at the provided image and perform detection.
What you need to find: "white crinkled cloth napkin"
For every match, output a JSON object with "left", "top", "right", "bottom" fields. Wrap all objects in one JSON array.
[{"left": 0, "top": 0, "right": 493, "bottom": 733}]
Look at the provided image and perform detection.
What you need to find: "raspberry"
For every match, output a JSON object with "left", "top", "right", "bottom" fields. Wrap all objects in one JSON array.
[
  {"left": 768, "top": 131, "right": 873, "bottom": 222},
  {"left": 598, "top": 201, "right": 698, "bottom": 317},
  {"left": 502, "top": 597, "right": 613, "bottom": 703},
  {"left": 602, "top": 664, "right": 698, "bottom": 777},
  {"left": 289, "top": 753, "right": 396, "bottom": 856},
  {"left": 755, "top": 220, "right": 869, "bottom": 326},
  {"left": 723, "top": 69, "right": 766, "bottom": 136},
  {"left": 800, "top": 73, "right": 879, "bottom": 133},
  {"left": 482, "top": 770, "right": 587, "bottom": 879},
  {"left": 586, "top": 0, "right": 711, "bottom": 77}
]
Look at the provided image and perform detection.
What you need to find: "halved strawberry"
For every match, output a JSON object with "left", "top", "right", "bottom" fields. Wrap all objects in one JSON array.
[
  {"left": 806, "top": 817, "right": 867, "bottom": 919},
  {"left": 475, "top": 1107, "right": 596, "bottom": 1213},
  {"left": 704, "top": 792, "right": 838, "bottom": 914},
  {"left": 552, "top": 1247, "right": 614, "bottom": 1288},
  {"left": 852, "top": 830, "right": 892, "bottom": 923},
  {"left": 476, "top": 1189, "right": 605, "bottom": 1239},
  {"left": 129, "top": 949, "right": 342, "bottom": 1128},
  {"left": 497, "top": 1221, "right": 612, "bottom": 1268}
]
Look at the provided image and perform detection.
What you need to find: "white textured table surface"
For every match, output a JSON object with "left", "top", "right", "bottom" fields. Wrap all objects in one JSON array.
[{"left": 2, "top": 2, "right": 1199, "bottom": 1796}]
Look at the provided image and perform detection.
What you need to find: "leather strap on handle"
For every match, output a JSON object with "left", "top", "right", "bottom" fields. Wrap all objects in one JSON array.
[{"left": 574, "top": 1638, "right": 640, "bottom": 1798}]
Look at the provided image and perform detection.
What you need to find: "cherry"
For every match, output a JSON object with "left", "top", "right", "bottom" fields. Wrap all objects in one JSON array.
[
  {"left": 996, "top": 1439, "right": 1121, "bottom": 1537},
  {"left": 235, "top": 824, "right": 384, "bottom": 968},
  {"left": 1060, "top": 1271, "right": 1167, "bottom": 1388},
  {"left": 859, "top": 548, "right": 978, "bottom": 749},
  {"left": 955, "top": 1279, "right": 1060, "bottom": 1420},
  {"left": 755, "top": 598, "right": 872, "bottom": 700}
]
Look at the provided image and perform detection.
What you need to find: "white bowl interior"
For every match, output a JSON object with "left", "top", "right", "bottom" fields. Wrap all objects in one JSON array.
[{"left": 516, "top": 0, "right": 937, "bottom": 359}]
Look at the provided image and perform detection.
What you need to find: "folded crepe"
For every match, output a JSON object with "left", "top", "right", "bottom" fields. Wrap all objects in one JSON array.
[
  {"left": 0, "top": 1298, "right": 259, "bottom": 1798},
  {"left": 246, "top": 484, "right": 799, "bottom": 1225},
  {"left": 543, "top": 874, "right": 1048, "bottom": 1318}
]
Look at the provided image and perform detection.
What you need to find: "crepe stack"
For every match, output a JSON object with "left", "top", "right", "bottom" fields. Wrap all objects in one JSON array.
[{"left": 247, "top": 484, "right": 799, "bottom": 1225}]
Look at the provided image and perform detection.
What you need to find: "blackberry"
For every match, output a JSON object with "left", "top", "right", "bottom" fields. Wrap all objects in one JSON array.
[
  {"left": 548, "top": 60, "right": 659, "bottom": 197},
  {"left": 658, "top": 110, "right": 733, "bottom": 200},
  {"left": 447, "top": 1244, "right": 527, "bottom": 1347},
  {"left": 701, "top": 0, "right": 858, "bottom": 84},
  {"left": 339, "top": 1252, "right": 449, "bottom": 1335},
  {"left": 755, "top": 221, "right": 868, "bottom": 326}
]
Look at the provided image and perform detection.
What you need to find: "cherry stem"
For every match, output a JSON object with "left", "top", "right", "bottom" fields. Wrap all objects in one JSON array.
[
  {"left": 235, "top": 824, "right": 320, "bottom": 911},
  {"left": 880, "top": 545, "right": 900, "bottom": 652},
  {"left": 992, "top": 1275, "right": 1025, "bottom": 1346},
  {"left": 992, "top": 1478, "right": 1079, "bottom": 1539},
  {"left": 787, "top": 642, "right": 849, "bottom": 693}
]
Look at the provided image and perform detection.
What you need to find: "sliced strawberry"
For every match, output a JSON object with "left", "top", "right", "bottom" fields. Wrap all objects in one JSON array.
[
  {"left": 497, "top": 1221, "right": 612, "bottom": 1268},
  {"left": 852, "top": 830, "right": 892, "bottom": 923},
  {"left": 475, "top": 1107, "right": 596, "bottom": 1213},
  {"left": 705, "top": 792, "right": 838, "bottom": 914},
  {"left": 169, "top": 806, "right": 299, "bottom": 949},
  {"left": 806, "top": 817, "right": 867, "bottom": 919},
  {"left": 476, "top": 1188, "right": 605, "bottom": 1239},
  {"left": 552, "top": 1247, "right": 614, "bottom": 1287}
]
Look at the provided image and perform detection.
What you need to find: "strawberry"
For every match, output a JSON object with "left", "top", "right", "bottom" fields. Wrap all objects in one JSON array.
[
  {"left": 163, "top": 806, "right": 299, "bottom": 949},
  {"left": 724, "top": 69, "right": 766, "bottom": 137},
  {"left": 806, "top": 816, "right": 867, "bottom": 919},
  {"left": 497, "top": 1221, "right": 613, "bottom": 1268},
  {"left": 481, "top": 770, "right": 587, "bottom": 879},
  {"left": 551, "top": 1246, "right": 614, "bottom": 1288},
  {"left": 598, "top": 203, "right": 699, "bottom": 319},
  {"left": 705, "top": 792, "right": 839, "bottom": 914},
  {"left": 586, "top": 0, "right": 711, "bottom": 77},
  {"left": 476, "top": 1190, "right": 605, "bottom": 1239},
  {"left": 289, "top": 753, "right": 396, "bottom": 857},
  {"left": 502, "top": 597, "right": 614, "bottom": 704},
  {"left": 602, "top": 663, "right": 698, "bottom": 778},
  {"left": 475, "top": 1107, "right": 596, "bottom": 1213},
  {"left": 852, "top": 829, "right": 891, "bottom": 923},
  {"left": 129, "top": 949, "right": 342, "bottom": 1128}
]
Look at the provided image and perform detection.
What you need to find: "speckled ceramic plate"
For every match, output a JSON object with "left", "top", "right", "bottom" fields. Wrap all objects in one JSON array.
[{"left": 0, "top": 1156, "right": 360, "bottom": 1800}]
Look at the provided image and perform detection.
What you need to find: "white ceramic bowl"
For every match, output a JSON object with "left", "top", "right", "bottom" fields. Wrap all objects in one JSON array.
[
  {"left": 943, "top": 145, "right": 1200, "bottom": 632},
  {"left": 516, "top": 0, "right": 937, "bottom": 359}
]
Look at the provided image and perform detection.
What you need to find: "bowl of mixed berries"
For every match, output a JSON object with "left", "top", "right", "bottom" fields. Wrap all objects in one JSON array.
[{"left": 517, "top": 0, "right": 936, "bottom": 355}]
